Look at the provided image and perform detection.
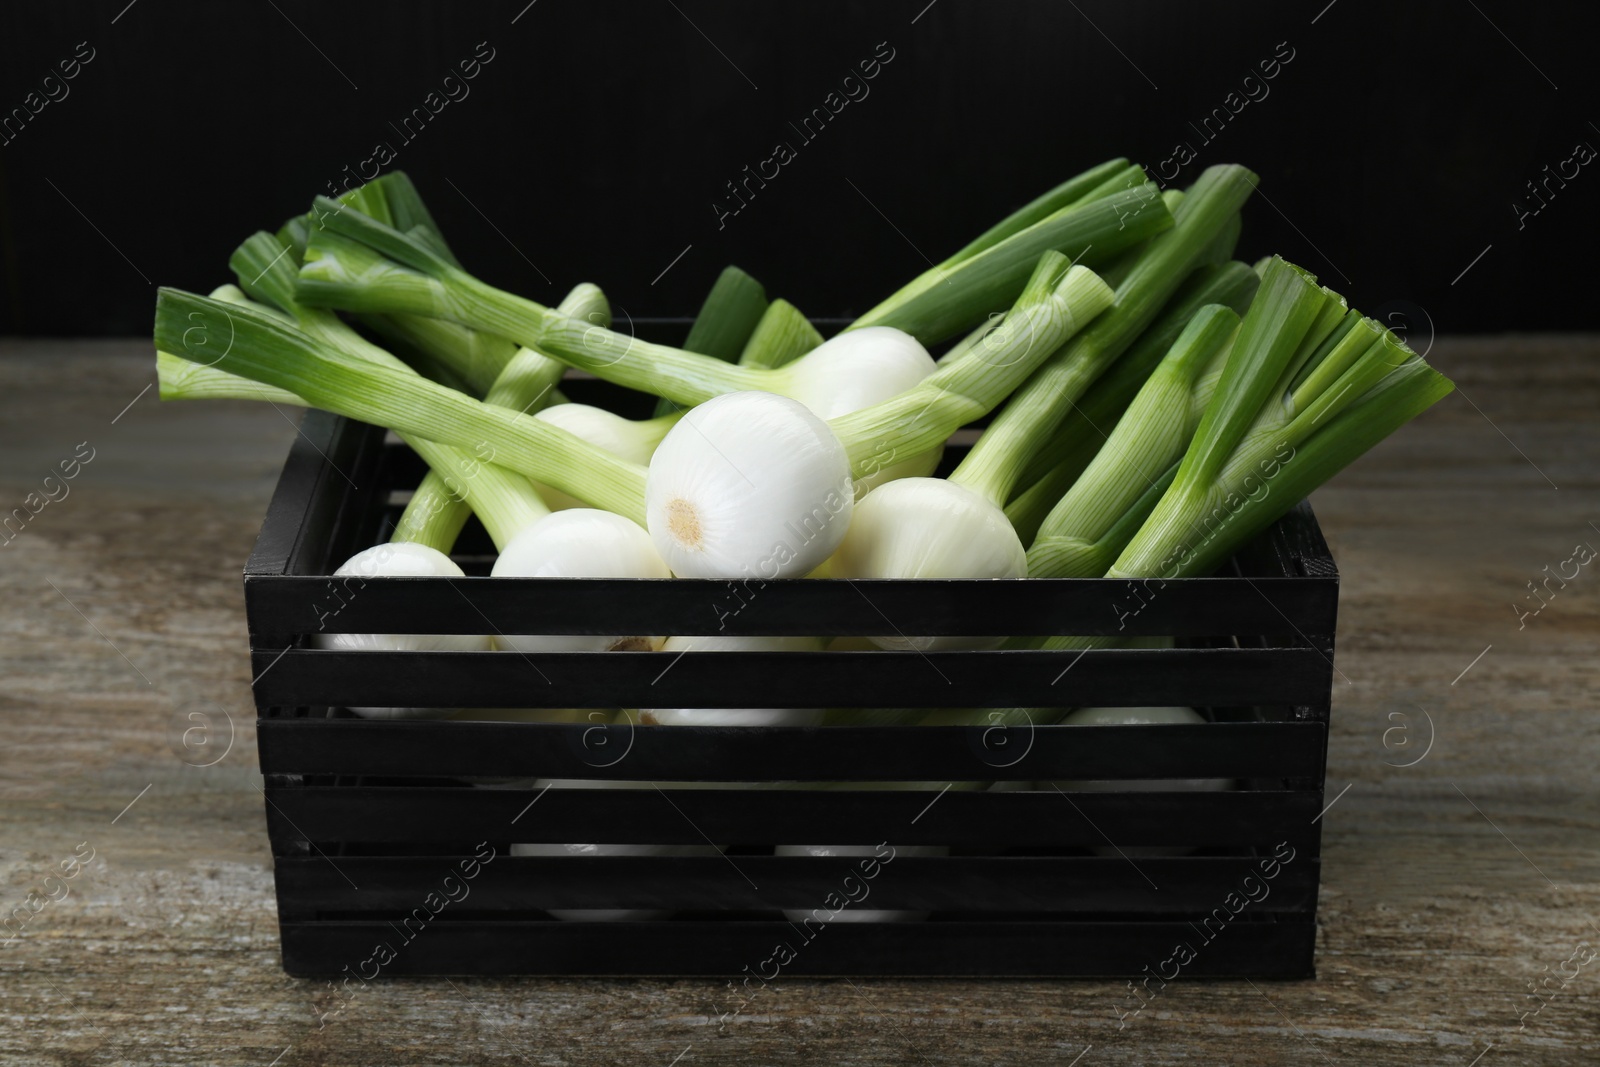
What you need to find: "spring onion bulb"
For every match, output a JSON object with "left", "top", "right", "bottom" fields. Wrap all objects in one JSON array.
[
  {"left": 1052, "top": 705, "right": 1232, "bottom": 857},
  {"left": 735, "top": 303, "right": 940, "bottom": 490},
  {"left": 492, "top": 509, "right": 672, "bottom": 652},
  {"left": 510, "top": 778, "right": 722, "bottom": 921},
  {"left": 644, "top": 390, "right": 851, "bottom": 577},
  {"left": 313, "top": 542, "right": 492, "bottom": 718},
  {"left": 830, "top": 477, "right": 1026, "bottom": 649},
  {"left": 396, "top": 283, "right": 612, "bottom": 541},
  {"left": 774, "top": 844, "right": 948, "bottom": 922},
  {"left": 295, "top": 206, "right": 940, "bottom": 420},
  {"left": 527, "top": 404, "right": 680, "bottom": 510},
  {"left": 1054, "top": 705, "right": 1233, "bottom": 791},
  {"left": 639, "top": 635, "right": 828, "bottom": 726},
  {"left": 828, "top": 266, "right": 1138, "bottom": 647}
]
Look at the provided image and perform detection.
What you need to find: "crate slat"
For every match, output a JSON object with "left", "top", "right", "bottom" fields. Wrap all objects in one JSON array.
[
  {"left": 275, "top": 854, "right": 1318, "bottom": 914},
  {"left": 262, "top": 786, "right": 1324, "bottom": 848},
  {"left": 246, "top": 572, "right": 1337, "bottom": 638},
  {"left": 257, "top": 720, "right": 1327, "bottom": 780},
  {"left": 251, "top": 646, "right": 1334, "bottom": 709}
]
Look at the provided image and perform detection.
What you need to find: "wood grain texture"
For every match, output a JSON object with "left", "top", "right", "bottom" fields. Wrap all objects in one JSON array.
[{"left": 0, "top": 338, "right": 1595, "bottom": 1065}]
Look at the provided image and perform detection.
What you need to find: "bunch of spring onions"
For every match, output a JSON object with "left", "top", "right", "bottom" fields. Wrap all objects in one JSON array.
[{"left": 153, "top": 156, "right": 1454, "bottom": 671}]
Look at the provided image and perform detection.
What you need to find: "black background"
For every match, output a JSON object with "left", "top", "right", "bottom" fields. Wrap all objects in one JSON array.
[{"left": 0, "top": 0, "right": 1594, "bottom": 338}]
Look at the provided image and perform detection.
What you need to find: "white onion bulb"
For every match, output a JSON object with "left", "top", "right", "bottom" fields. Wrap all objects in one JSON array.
[
  {"left": 830, "top": 478, "right": 1025, "bottom": 650},
  {"left": 1053, "top": 706, "right": 1234, "bottom": 858},
  {"left": 511, "top": 779, "right": 721, "bottom": 921},
  {"left": 492, "top": 509, "right": 671, "bottom": 653},
  {"left": 774, "top": 843, "right": 947, "bottom": 923},
  {"left": 645, "top": 391, "right": 854, "bottom": 579},
  {"left": 314, "top": 541, "right": 490, "bottom": 719},
  {"left": 779, "top": 326, "right": 936, "bottom": 420},
  {"left": 783, "top": 326, "right": 941, "bottom": 496},
  {"left": 640, "top": 635, "right": 826, "bottom": 726},
  {"left": 531, "top": 403, "right": 666, "bottom": 510}
]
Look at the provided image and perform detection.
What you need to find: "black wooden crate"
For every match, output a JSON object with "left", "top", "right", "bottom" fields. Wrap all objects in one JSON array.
[{"left": 244, "top": 345, "right": 1337, "bottom": 979}]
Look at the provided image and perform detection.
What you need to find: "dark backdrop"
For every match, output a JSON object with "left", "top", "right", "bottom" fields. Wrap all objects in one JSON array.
[{"left": 0, "top": 0, "right": 1595, "bottom": 338}]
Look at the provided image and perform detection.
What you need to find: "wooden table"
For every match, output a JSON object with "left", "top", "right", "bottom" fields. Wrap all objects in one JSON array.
[{"left": 1, "top": 338, "right": 1595, "bottom": 1065}]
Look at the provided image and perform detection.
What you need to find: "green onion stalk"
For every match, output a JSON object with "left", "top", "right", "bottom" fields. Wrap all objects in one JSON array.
[
  {"left": 281, "top": 205, "right": 669, "bottom": 538},
  {"left": 297, "top": 207, "right": 937, "bottom": 426},
  {"left": 157, "top": 250, "right": 1114, "bottom": 580},
  {"left": 650, "top": 265, "right": 770, "bottom": 417},
  {"left": 847, "top": 159, "right": 1172, "bottom": 343},
  {"left": 293, "top": 202, "right": 943, "bottom": 426},
  {"left": 288, "top": 171, "right": 590, "bottom": 542},
  {"left": 1004, "top": 260, "right": 1262, "bottom": 545},
  {"left": 683, "top": 265, "right": 769, "bottom": 360},
  {"left": 649, "top": 267, "right": 822, "bottom": 417},
  {"left": 819, "top": 171, "right": 1255, "bottom": 646},
  {"left": 164, "top": 231, "right": 572, "bottom": 554},
  {"left": 928, "top": 185, "right": 1188, "bottom": 372},
  {"left": 938, "top": 158, "right": 1135, "bottom": 266},
  {"left": 945, "top": 164, "right": 1258, "bottom": 517},
  {"left": 1006, "top": 256, "right": 1255, "bottom": 499},
  {"left": 1037, "top": 256, "right": 1455, "bottom": 651},
  {"left": 1024, "top": 303, "right": 1243, "bottom": 580},
  {"left": 281, "top": 172, "right": 523, "bottom": 395},
  {"left": 357, "top": 174, "right": 679, "bottom": 526},
  {"left": 737, "top": 297, "right": 824, "bottom": 370}
]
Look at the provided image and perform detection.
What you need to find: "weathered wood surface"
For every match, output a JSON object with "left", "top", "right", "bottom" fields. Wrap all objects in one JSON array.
[{"left": 0, "top": 338, "right": 1595, "bottom": 1065}]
